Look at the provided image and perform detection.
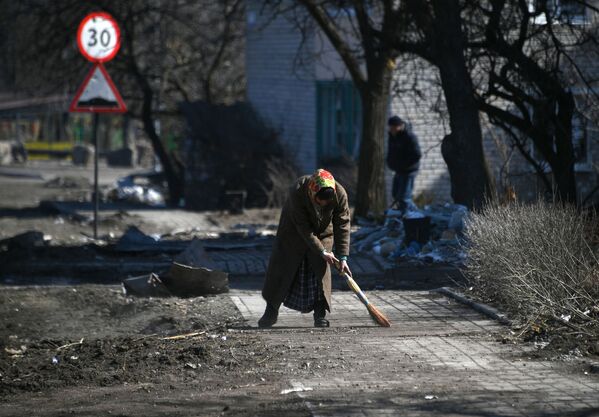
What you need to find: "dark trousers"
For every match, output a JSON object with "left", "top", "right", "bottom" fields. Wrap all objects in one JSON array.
[{"left": 392, "top": 171, "right": 417, "bottom": 212}]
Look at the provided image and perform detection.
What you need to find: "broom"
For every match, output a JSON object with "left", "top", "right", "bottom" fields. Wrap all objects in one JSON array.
[{"left": 335, "top": 262, "right": 391, "bottom": 327}]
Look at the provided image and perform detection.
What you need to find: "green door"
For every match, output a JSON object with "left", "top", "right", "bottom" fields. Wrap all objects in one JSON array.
[{"left": 316, "top": 80, "right": 362, "bottom": 161}]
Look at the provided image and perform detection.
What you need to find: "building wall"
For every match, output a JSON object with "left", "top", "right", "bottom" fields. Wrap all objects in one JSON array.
[
  {"left": 245, "top": 3, "right": 456, "bottom": 203},
  {"left": 390, "top": 56, "right": 453, "bottom": 204},
  {"left": 245, "top": 1, "right": 317, "bottom": 173},
  {"left": 245, "top": 3, "right": 599, "bottom": 206}
]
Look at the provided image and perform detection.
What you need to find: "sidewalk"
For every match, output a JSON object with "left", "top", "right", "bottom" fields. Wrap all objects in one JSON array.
[{"left": 231, "top": 289, "right": 599, "bottom": 416}]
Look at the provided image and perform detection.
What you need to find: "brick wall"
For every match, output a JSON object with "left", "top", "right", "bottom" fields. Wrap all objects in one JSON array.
[
  {"left": 390, "top": 56, "right": 453, "bottom": 204},
  {"left": 246, "top": 3, "right": 599, "bottom": 206},
  {"left": 246, "top": 1, "right": 317, "bottom": 174}
]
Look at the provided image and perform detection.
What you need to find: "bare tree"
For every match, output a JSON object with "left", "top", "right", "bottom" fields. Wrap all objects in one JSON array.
[
  {"left": 0, "top": 0, "right": 245, "bottom": 205},
  {"left": 464, "top": 0, "right": 599, "bottom": 204},
  {"left": 301, "top": 1, "right": 406, "bottom": 217},
  {"left": 263, "top": 0, "right": 495, "bottom": 213},
  {"left": 386, "top": 0, "right": 496, "bottom": 209},
  {"left": 384, "top": 0, "right": 599, "bottom": 205},
  {"left": 259, "top": 1, "right": 400, "bottom": 217}
]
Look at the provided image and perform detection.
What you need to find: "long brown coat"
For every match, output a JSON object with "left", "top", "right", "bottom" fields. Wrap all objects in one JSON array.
[{"left": 262, "top": 175, "right": 351, "bottom": 311}]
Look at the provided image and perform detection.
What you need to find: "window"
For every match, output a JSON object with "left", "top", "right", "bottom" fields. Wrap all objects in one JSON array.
[
  {"left": 528, "top": 0, "right": 586, "bottom": 25},
  {"left": 316, "top": 80, "right": 362, "bottom": 161}
]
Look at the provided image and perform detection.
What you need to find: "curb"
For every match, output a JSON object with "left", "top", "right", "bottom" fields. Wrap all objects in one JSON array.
[
  {"left": 432, "top": 286, "right": 512, "bottom": 325},
  {"left": 0, "top": 167, "right": 44, "bottom": 179}
]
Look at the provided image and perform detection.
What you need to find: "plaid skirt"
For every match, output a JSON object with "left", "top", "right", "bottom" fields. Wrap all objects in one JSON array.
[{"left": 283, "top": 255, "right": 324, "bottom": 313}]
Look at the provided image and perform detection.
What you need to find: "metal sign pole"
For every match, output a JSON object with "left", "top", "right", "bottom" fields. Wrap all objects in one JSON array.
[
  {"left": 92, "top": 113, "right": 99, "bottom": 239},
  {"left": 70, "top": 12, "right": 126, "bottom": 240}
]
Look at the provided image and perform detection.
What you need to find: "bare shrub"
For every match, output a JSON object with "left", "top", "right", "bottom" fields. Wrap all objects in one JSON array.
[
  {"left": 181, "top": 101, "right": 296, "bottom": 209},
  {"left": 261, "top": 159, "right": 298, "bottom": 208},
  {"left": 464, "top": 201, "right": 599, "bottom": 331},
  {"left": 320, "top": 156, "right": 358, "bottom": 205}
]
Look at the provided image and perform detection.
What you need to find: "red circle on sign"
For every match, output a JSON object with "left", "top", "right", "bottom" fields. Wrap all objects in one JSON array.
[{"left": 77, "top": 12, "right": 121, "bottom": 63}]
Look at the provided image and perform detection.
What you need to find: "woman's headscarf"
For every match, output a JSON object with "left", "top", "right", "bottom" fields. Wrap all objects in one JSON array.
[{"left": 308, "top": 169, "right": 336, "bottom": 201}]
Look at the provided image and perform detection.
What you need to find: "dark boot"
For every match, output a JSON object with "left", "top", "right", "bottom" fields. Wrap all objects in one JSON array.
[
  {"left": 313, "top": 300, "right": 329, "bottom": 328},
  {"left": 258, "top": 303, "right": 279, "bottom": 328}
]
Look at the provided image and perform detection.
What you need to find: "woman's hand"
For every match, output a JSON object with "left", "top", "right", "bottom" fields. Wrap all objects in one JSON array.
[
  {"left": 322, "top": 250, "right": 352, "bottom": 277},
  {"left": 338, "top": 259, "right": 352, "bottom": 277},
  {"left": 321, "top": 250, "right": 339, "bottom": 266}
]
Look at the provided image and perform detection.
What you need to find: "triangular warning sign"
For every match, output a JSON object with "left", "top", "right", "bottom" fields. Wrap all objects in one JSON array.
[{"left": 70, "top": 63, "right": 127, "bottom": 113}]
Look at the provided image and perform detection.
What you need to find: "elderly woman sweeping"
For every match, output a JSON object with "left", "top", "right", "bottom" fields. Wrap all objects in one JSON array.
[{"left": 259, "top": 169, "right": 352, "bottom": 328}]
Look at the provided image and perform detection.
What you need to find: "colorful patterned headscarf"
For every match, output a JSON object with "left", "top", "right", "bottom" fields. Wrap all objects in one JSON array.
[{"left": 308, "top": 169, "right": 336, "bottom": 200}]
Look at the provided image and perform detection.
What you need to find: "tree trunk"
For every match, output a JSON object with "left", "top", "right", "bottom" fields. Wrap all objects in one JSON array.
[
  {"left": 354, "top": 73, "right": 392, "bottom": 218},
  {"left": 140, "top": 103, "right": 184, "bottom": 206},
  {"left": 551, "top": 92, "right": 577, "bottom": 204},
  {"left": 118, "top": 13, "right": 185, "bottom": 207},
  {"left": 432, "top": 0, "right": 494, "bottom": 209},
  {"left": 134, "top": 68, "right": 184, "bottom": 206}
]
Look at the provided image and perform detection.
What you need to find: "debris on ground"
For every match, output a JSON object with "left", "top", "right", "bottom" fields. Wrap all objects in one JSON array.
[
  {"left": 280, "top": 383, "right": 313, "bottom": 395},
  {"left": 116, "top": 226, "right": 160, "bottom": 250},
  {"left": 4, "top": 346, "right": 27, "bottom": 357},
  {"left": 162, "top": 262, "right": 229, "bottom": 296},
  {"left": 230, "top": 223, "right": 278, "bottom": 238},
  {"left": 162, "top": 239, "right": 229, "bottom": 296},
  {"left": 119, "top": 238, "right": 231, "bottom": 298},
  {"left": 0, "top": 230, "right": 48, "bottom": 251},
  {"left": 131, "top": 223, "right": 277, "bottom": 246},
  {"left": 123, "top": 273, "right": 172, "bottom": 297},
  {"left": 352, "top": 203, "right": 468, "bottom": 267},
  {"left": 44, "top": 176, "right": 91, "bottom": 189},
  {"left": 107, "top": 172, "right": 166, "bottom": 207},
  {"left": 174, "top": 239, "right": 218, "bottom": 269},
  {"left": 115, "top": 226, "right": 186, "bottom": 253}
]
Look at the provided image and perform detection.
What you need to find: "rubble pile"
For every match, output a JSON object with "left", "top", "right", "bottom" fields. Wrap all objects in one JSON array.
[{"left": 352, "top": 203, "right": 468, "bottom": 267}]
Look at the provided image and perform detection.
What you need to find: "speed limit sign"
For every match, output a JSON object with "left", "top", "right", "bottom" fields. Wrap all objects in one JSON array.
[{"left": 77, "top": 12, "right": 121, "bottom": 63}]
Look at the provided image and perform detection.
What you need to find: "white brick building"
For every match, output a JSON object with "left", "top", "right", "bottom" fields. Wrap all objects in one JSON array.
[{"left": 245, "top": 1, "right": 599, "bottom": 205}]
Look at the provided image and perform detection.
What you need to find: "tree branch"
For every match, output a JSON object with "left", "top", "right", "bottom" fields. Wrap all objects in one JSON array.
[{"left": 297, "top": 0, "right": 366, "bottom": 90}]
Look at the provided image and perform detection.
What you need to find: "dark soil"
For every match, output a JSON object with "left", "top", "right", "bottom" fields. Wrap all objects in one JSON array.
[
  {"left": 0, "top": 286, "right": 286, "bottom": 398},
  {"left": 465, "top": 287, "right": 599, "bottom": 361}
]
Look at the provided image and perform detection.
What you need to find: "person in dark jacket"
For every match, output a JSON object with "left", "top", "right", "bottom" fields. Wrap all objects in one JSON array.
[{"left": 386, "top": 115, "right": 421, "bottom": 212}]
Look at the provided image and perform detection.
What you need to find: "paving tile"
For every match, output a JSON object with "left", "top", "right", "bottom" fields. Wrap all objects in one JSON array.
[{"left": 230, "top": 289, "right": 599, "bottom": 416}]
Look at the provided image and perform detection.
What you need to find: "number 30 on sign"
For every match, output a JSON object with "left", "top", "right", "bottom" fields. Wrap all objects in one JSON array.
[{"left": 77, "top": 12, "right": 121, "bottom": 63}]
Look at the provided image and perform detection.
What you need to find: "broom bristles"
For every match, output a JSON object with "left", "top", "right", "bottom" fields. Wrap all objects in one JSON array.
[
  {"left": 343, "top": 273, "right": 391, "bottom": 327},
  {"left": 366, "top": 303, "right": 391, "bottom": 327}
]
